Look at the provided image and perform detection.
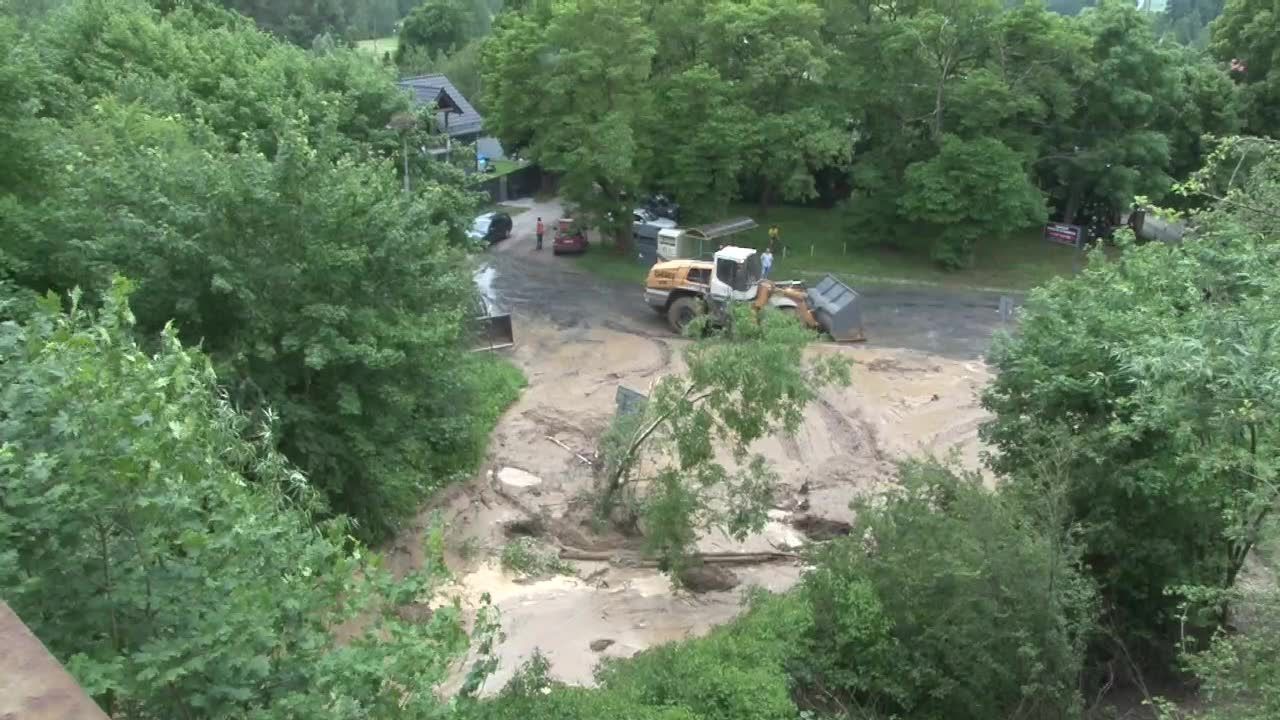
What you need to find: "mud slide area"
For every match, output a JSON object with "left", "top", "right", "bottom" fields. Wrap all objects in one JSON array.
[{"left": 387, "top": 207, "right": 1003, "bottom": 695}]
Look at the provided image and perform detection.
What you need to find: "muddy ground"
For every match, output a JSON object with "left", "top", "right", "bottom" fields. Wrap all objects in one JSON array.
[{"left": 389, "top": 199, "right": 1011, "bottom": 695}]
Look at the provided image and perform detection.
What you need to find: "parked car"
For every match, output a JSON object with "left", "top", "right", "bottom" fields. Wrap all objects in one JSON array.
[
  {"left": 553, "top": 217, "right": 589, "bottom": 255},
  {"left": 633, "top": 207, "right": 677, "bottom": 231},
  {"left": 644, "top": 194, "right": 680, "bottom": 223},
  {"left": 468, "top": 211, "right": 513, "bottom": 244}
]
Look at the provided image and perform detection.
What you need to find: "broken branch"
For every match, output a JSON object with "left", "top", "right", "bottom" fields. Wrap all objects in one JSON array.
[{"left": 545, "top": 435, "right": 594, "bottom": 466}]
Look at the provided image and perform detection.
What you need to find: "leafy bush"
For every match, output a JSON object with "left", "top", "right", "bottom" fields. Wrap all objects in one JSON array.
[
  {"left": 801, "top": 460, "right": 1096, "bottom": 720},
  {"left": 0, "top": 282, "right": 468, "bottom": 719}
]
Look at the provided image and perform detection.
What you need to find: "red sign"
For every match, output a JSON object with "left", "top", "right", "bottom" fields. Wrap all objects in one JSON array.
[{"left": 1044, "top": 223, "right": 1083, "bottom": 247}]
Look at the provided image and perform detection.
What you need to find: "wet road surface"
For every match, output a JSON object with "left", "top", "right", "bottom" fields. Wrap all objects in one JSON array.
[{"left": 481, "top": 198, "right": 1017, "bottom": 361}]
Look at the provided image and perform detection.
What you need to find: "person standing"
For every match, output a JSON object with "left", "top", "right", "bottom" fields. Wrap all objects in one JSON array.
[
  {"left": 535, "top": 217, "right": 544, "bottom": 251},
  {"left": 768, "top": 224, "right": 780, "bottom": 248},
  {"left": 761, "top": 247, "right": 774, "bottom": 278}
]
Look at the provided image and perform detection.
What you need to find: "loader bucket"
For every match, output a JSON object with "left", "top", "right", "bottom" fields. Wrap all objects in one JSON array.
[
  {"left": 470, "top": 313, "right": 514, "bottom": 351},
  {"left": 807, "top": 274, "right": 866, "bottom": 343},
  {"left": 469, "top": 296, "right": 515, "bottom": 352}
]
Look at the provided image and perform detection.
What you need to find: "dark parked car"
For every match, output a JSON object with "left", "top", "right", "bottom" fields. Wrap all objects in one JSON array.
[{"left": 468, "top": 211, "right": 513, "bottom": 244}]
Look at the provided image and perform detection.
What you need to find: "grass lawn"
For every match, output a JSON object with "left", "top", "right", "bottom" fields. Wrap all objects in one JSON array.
[
  {"left": 724, "top": 203, "right": 1080, "bottom": 292},
  {"left": 572, "top": 204, "right": 1083, "bottom": 294},
  {"left": 355, "top": 37, "right": 398, "bottom": 56},
  {"left": 569, "top": 245, "right": 650, "bottom": 285},
  {"left": 489, "top": 159, "right": 525, "bottom": 177}
]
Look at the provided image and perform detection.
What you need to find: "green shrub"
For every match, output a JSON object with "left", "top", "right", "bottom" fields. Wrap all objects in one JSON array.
[
  {"left": 801, "top": 460, "right": 1096, "bottom": 720},
  {"left": 499, "top": 537, "right": 571, "bottom": 579},
  {"left": 596, "top": 592, "right": 804, "bottom": 720}
]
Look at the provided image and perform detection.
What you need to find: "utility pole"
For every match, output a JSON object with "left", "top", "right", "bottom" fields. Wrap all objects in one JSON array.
[{"left": 386, "top": 112, "right": 418, "bottom": 194}]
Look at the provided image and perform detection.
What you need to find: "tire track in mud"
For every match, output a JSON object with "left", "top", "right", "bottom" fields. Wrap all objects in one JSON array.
[{"left": 816, "top": 398, "right": 883, "bottom": 461}]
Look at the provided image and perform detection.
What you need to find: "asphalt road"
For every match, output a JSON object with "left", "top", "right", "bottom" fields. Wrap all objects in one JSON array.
[{"left": 481, "top": 199, "right": 1017, "bottom": 361}]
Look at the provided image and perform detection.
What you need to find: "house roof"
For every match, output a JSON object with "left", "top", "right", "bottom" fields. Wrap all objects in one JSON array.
[{"left": 397, "top": 74, "right": 483, "bottom": 137}]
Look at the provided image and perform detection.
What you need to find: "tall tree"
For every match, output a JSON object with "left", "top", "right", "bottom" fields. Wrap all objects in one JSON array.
[
  {"left": 395, "top": 0, "right": 469, "bottom": 63},
  {"left": 1036, "top": 0, "right": 1183, "bottom": 224},
  {"left": 211, "top": 0, "right": 347, "bottom": 45},
  {"left": 1, "top": 0, "right": 510, "bottom": 542},
  {"left": 702, "top": 0, "right": 850, "bottom": 212},
  {"left": 1210, "top": 0, "right": 1280, "bottom": 137},
  {"left": 481, "top": 0, "right": 656, "bottom": 248},
  {"left": 636, "top": 64, "right": 749, "bottom": 221}
]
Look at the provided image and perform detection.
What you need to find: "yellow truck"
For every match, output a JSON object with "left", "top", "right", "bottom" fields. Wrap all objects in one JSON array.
[{"left": 644, "top": 245, "right": 865, "bottom": 342}]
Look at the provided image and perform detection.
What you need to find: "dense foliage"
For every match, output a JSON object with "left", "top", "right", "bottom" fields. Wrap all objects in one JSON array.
[
  {"left": 1211, "top": 0, "right": 1280, "bottom": 137},
  {"left": 395, "top": 0, "right": 469, "bottom": 63},
  {"left": 982, "top": 137, "right": 1280, "bottom": 663},
  {"left": 802, "top": 461, "right": 1096, "bottom": 720},
  {"left": 0, "top": 0, "right": 514, "bottom": 543},
  {"left": 0, "top": 282, "right": 469, "bottom": 718},
  {"left": 481, "top": 0, "right": 1242, "bottom": 266}
]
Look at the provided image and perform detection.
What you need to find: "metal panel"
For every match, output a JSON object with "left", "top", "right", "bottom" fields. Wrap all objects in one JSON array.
[
  {"left": 470, "top": 313, "right": 515, "bottom": 352},
  {"left": 615, "top": 386, "right": 649, "bottom": 417}
]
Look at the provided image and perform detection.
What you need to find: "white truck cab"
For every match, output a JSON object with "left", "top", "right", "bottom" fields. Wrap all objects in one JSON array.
[{"left": 709, "top": 246, "right": 763, "bottom": 304}]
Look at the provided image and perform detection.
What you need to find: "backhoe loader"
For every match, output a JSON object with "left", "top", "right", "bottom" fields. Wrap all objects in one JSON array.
[{"left": 643, "top": 246, "right": 865, "bottom": 342}]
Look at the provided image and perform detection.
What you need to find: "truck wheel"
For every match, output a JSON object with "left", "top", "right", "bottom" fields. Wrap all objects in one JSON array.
[{"left": 667, "top": 296, "right": 703, "bottom": 334}]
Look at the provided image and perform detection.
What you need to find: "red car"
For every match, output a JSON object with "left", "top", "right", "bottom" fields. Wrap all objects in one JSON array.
[{"left": 553, "top": 218, "right": 588, "bottom": 255}]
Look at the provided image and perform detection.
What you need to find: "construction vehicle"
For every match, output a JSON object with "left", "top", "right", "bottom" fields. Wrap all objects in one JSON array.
[
  {"left": 1128, "top": 206, "right": 1188, "bottom": 244},
  {"left": 644, "top": 245, "right": 866, "bottom": 342}
]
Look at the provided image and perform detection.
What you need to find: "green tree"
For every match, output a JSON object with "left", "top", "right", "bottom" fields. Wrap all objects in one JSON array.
[
  {"left": 839, "top": 0, "right": 1066, "bottom": 260},
  {"left": 900, "top": 134, "right": 1047, "bottom": 267},
  {"left": 1210, "top": 0, "right": 1280, "bottom": 136},
  {"left": 803, "top": 460, "right": 1096, "bottom": 720},
  {"left": 481, "top": 0, "right": 656, "bottom": 247},
  {"left": 1166, "top": 553, "right": 1280, "bottom": 720},
  {"left": 1157, "top": 0, "right": 1225, "bottom": 46},
  {"left": 1, "top": 0, "right": 512, "bottom": 542},
  {"left": 599, "top": 306, "right": 850, "bottom": 573},
  {"left": 210, "top": 0, "right": 348, "bottom": 46},
  {"left": 0, "top": 281, "right": 469, "bottom": 718},
  {"left": 395, "top": 0, "right": 469, "bottom": 64},
  {"left": 636, "top": 64, "right": 749, "bottom": 221},
  {"left": 982, "top": 137, "right": 1280, "bottom": 660},
  {"left": 1031, "top": 1, "right": 1175, "bottom": 223},
  {"left": 702, "top": 0, "right": 850, "bottom": 212}
]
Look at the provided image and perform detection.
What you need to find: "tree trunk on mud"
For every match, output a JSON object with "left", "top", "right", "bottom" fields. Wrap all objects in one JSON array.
[{"left": 613, "top": 225, "right": 633, "bottom": 254}]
